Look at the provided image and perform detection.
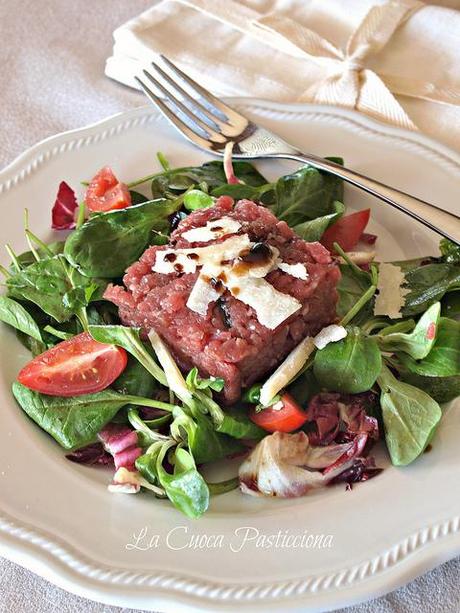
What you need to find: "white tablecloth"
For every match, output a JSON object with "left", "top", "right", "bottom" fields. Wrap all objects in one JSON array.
[{"left": 0, "top": 1, "right": 459, "bottom": 611}]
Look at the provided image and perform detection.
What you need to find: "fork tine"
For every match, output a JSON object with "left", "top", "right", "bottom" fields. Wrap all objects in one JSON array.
[
  {"left": 142, "top": 68, "right": 226, "bottom": 144},
  {"left": 150, "top": 61, "right": 227, "bottom": 133},
  {"left": 135, "top": 76, "right": 214, "bottom": 150},
  {"left": 159, "top": 55, "right": 247, "bottom": 128}
]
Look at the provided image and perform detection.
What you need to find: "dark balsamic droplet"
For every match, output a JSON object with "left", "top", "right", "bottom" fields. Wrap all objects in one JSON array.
[
  {"left": 210, "top": 278, "right": 224, "bottom": 292},
  {"left": 217, "top": 297, "right": 232, "bottom": 329},
  {"left": 241, "top": 242, "right": 272, "bottom": 264}
]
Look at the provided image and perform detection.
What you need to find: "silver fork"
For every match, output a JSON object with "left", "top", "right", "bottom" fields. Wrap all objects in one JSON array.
[{"left": 136, "top": 56, "right": 460, "bottom": 245}]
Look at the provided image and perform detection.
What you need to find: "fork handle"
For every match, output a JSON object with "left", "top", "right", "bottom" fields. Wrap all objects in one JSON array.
[{"left": 286, "top": 153, "right": 460, "bottom": 245}]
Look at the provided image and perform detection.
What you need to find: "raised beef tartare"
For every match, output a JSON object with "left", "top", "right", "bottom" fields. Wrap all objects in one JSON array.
[{"left": 104, "top": 196, "right": 341, "bottom": 403}]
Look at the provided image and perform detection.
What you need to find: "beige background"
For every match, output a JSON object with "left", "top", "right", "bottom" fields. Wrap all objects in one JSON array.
[{"left": 1, "top": 1, "right": 459, "bottom": 611}]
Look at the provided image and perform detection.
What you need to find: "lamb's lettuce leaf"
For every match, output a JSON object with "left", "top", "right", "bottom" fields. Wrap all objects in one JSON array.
[
  {"left": 377, "top": 365, "right": 442, "bottom": 466},
  {"left": 313, "top": 327, "right": 382, "bottom": 393}
]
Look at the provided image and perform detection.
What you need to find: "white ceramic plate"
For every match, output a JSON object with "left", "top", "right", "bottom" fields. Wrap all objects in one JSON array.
[{"left": 0, "top": 101, "right": 459, "bottom": 613}]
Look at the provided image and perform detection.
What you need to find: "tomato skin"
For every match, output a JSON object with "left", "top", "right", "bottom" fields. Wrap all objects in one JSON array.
[
  {"left": 320, "top": 209, "right": 371, "bottom": 253},
  {"left": 85, "top": 166, "right": 131, "bottom": 213},
  {"left": 249, "top": 393, "right": 308, "bottom": 433},
  {"left": 17, "top": 332, "right": 127, "bottom": 396}
]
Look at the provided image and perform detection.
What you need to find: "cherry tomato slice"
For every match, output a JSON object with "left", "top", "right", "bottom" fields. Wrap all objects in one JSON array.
[
  {"left": 249, "top": 393, "right": 308, "bottom": 433},
  {"left": 320, "top": 209, "right": 371, "bottom": 253},
  {"left": 85, "top": 166, "right": 131, "bottom": 213},
  {"left": 17, "top": 332, "right": 127, "bottom": 396}
]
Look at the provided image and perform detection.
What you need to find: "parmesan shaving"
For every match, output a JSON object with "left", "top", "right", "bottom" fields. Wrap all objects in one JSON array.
[
  {"left": 314, "top": 325, "right": 347, "bottom": 350},
  {"left": 152, "top": 235, "right": 251, "bottom": 275},
  {"left": 277, "top": 262, "right": 309, "bottom": 280},
  {"left": 374, "top": 262, "right": 410, "bottom": 319},
  {"left": 186, "top": 270, "right": 223, "bottom": 316},
  {"left": 259, "top": 336, "right": 315, "bottom": 406},
  {"left": 234, "top": 245, "right": 279, "bottom": 278},
  {"left": 227, "top": 274, "right": 301, "bottom": 330},
  {"left": 182, "top": 217, "right": 241, "bottom": 243},
  {"left": 152, "top": 229, "right": 309, "bottom": 329}
]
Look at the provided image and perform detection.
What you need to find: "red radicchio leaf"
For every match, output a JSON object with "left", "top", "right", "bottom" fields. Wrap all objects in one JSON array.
[
  {"left": 51, "top": 181, "right": 78, "bottom": 230},
  {"left": 98, "top": 423, "right": 138, "bottom": 454},
  {"left": 322, "top": 433, "right": 368, "bottom": 475},
  {"left": 98, "top": 423, "right": 141, "bottom": 471},
  {"left": 360, "top": 232, "right": 377, "bottom": 245},
  {"left": 305, "top": 392, "right": 379, "bottom": 446},
  {"left": 329, "top": 457, "right": 383, "bottom": 487},
  {"left": 238, "top": 431, "right": 376, "bottom": 499},
  {"left": 304, "top": 393, "right": 341, "bottom": 446},
  {"left": 66, "top": 442, "right": 113, "bottom": 466},
  {"left": 113, "top": 446, "right": 142, "bottom": 470}
]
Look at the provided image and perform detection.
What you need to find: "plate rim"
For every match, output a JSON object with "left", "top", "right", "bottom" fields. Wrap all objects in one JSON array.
[{"left": 1, "top": 100, "right": 459, "bottom": 612}]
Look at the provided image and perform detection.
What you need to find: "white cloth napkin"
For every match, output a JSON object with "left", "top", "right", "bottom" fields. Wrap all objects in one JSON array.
[{"left": 105, "top": 0, "right": 460, "bottom": 151}]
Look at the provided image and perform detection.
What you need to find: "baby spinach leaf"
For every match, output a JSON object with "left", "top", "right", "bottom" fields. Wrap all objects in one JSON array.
[
  {"left": 377, "top": 365, "right": 442, "bottom": 466},
  {"left": 13, "top": 384, "right": 128, "bottom": 449},
  {"left": 397, "top": 318, "right": 460, "bottom": 403},
  {"left": 313, "top": 327, "right": 382, "bottom": 393},
  {"left": 156, "top": 445, "right": 209, "bottom": 519},
  {"left": 336, "top": 259, "right": 374, "bottom": 321},
  {"left": 150, "top": 160, "right": 268, "bottom": 199},
  {"left": 292, "top": 200, "right": 345, "bottom": 242},
  {"left": 440, "top": 238, "right": 460, "bottom": 264},
  {"left": 189, "top": 411, "right": 246, "bottom": 463},
  {"left": 218, "top": 408, "right": 266, "bottom": 440},
  {"left": 378, "top": 320, "right": 415, "bottom": 336},
  {"left": 113, "top": 356, "right": 158, "bottom": 398},
  {"left": 441, "top": 291, "right": 460, "bottom": 319},
  {"left": 12, "top": 383, "right": 173, "bottom": 450},
  {"left": 151, "top": 175, "right": 177, "bottom": 200},
  {"left": 399, "top": 371, "right": 460, "bottom": 404},
  {"left": 64, "top": 199, "right": 181, "bottom": 278},
  {"left": 0, "top": 296, "right": 43, "bottom": 342},
  {"left": 401, "top": 262, "right": 460, "bottom": 317},
  {"left": 6, "top": 255, "right": 102, "bottom": 323},
  {"left": 268, "top": 161, "right": 344, "bottom": 228},
  {"left": 192, "top": 389, "right": 265, "bottom": 440},
  {"left": 172, "top": 406, "right": 244, "bottom": 464},
  {"left": 286, "top": 369, "right": 321, "bottom": 406},
  {"left": 378, "top": 302, "right": 440, "bottom": 359},
  {"left": 211, "top": 182, "right": 275, "bottom": 203},
  {"left": 129, "top": 190, "right": 149, "bottom": 205},
  {"left": 398, "top": 371, "right": 460, "bottom": 404},
  {"left": 88, "top": 325, "right": 167, "bottom": 386}
]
